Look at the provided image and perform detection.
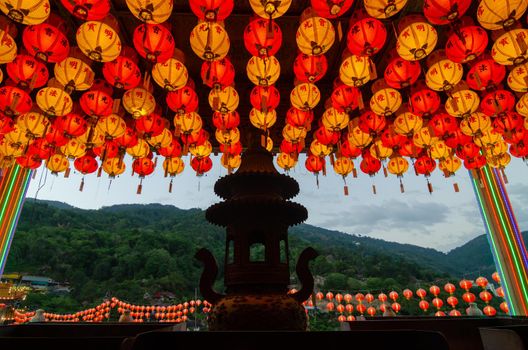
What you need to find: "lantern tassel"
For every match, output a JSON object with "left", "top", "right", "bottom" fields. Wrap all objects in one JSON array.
[
  {"left": 372, "top": 184, "right": 377, "bottom": 195},
  {"left": 79, "top": 177, "right": 85, "bottom": 192},
  {"left": 352, "top": 168, "right": 357, "bottom": 178},
  {"left": 169, "top": 179, "right": 173, "bottom": 193},
  {"left": 500, "top": 168, "right": 508, "bottom": 184},
  {"left": 64, "top": 167, "right": 70, "bottom": 178},
  {"left": 383, "top": 165, "right": 388, "bottom": 177},
  {"left": 97, "top": 166, "right": 102, "bottom": 177},
  {"left": 453, "top": 182, "right": 460, "bottom": 192},
  {"left": 316, "top": 174, "right": 319, "bottom": 189},
  {"left": 427, "top": 178, "right": 433, "bottom": 194},
  {"left": 137, "top": 178, "right": 143, "bottom": 195},
  {"left": 400, "top": 178, "right": 405, "bottom": 193},
  {"left": 343, "top": 176, "right": 348, "bottom": 196}
]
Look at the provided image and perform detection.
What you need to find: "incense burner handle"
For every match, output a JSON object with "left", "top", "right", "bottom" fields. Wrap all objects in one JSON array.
[
  {"left": 291, "top": 247, "right": 318, "bottom": 303},
  {"left": 195, "top": 248, "right": 224, "bottom": 304}
]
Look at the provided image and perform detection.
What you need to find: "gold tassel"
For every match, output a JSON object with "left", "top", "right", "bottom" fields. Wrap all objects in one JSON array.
[
  {"left": 137, "top": 179, "right": 143, "bottom": 195},
  {"left": 337, "top": 21, "right": 343, "bottom": 42}
]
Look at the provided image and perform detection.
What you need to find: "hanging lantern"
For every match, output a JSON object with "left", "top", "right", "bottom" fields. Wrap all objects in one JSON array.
[
  {"left": 322, "top": 108, "right": 349, "bottom": 131},
  {"left": 409, "top": 84, "right": 441, "bottom": 117},
  {"left": 123, "top": 88, "right": 156, "bottom": 119},
  {"left": 96, "top": 114, "right": 127, "bottom": 140},
  {"left": 61, "top": 138, "right": 87, "bottom": 158},
  {"left": 163, "top": 157, "right": 184, "bottom": 176},
  {"left": 133, "top": 157, "right": 155, "bottom": 178},
  {"left": 249, "top": 0, "right": 291, "bottom": 19},
  {"left": 189, "top": 0, "right": 234, "bottom": 21},
  {"left": 331, "top": 84, "right": 361, "bottom": 113},
  {"left": 310, "top": 140, "right": 332, "bottom": 157},
  {"left": 396, "top": 16, "right": 438, "bottom": 61},
  {"left": 294, "top": 54, "right": 328, "bottom": 83},
  {"left": 250, "top": 86, "right": 280, "bottom": 112},
  {"left": 339, "top": 54, "right": 372, "bottom": 87},
  {"left": 305, "top": 154, "right": 325, "bottom": 175},
  {"left": 370, "top": 139, "right": 393, "bottom": 160},
  {"left": 54, "top": 57, "right": 95, "bottom": 93},
  {"left": 429, "top": 112, "right": 458, "bottom": 137},
  {"left": 80, "top": 90, "right": 113, "bottom": 118},
  {"left": 445, "top": 26, "right": 488, "bottom": 64},
  {"left": 201, "top": 58, "right": 235, "bottom": 89},
  {"left": 311, "top": 0, "right": 354, "bottom": 18},
  {"left": 102, "top": 157, "right": 126, "bottom": 177},
  {"left": 507, "top": 63, "right": 528, "bottom": 92},
  {"left": 208, "top": 86, "right": 239, "bottom": 113},
  {"left": 147, "top": 128, "right": 172, "bottom": 149},
  {"left": 430, "top": 140, "right": 451, "bottom": 160},
  {"left": 290, "top": 83, "right": 321, "bottom": 110},
  {"left": 414, "top": 155, "right": 436, "bottom": 176},
  {"left": 0, "top": 86, "right": 33, "bottom": 117},
  {"left": 492, "top": 29, "right": 528, "bottom": 66},
  {"left": 414, "top": 126, "right": 439, "bottom": 149},
  {"left": 445, "top": 89, "right": 480, "bottom": 118},
  {"left": 6, "top": 55, "right": 49, "bottom": 90},
  {"left": 516, "top": 93, "right": 528, "bottom": 117},
  {"left": 348, "top": 126, "right": 373, "bottom": 148},
  {"left": 174, "top": 112, "right": 203, "bottom": 135},
  {"left": 477, "top": 0, "right": 527, "bottom": 30},
  {"left": 57, "top": 113, "right": 88, "bottom": 138},
  {"left": 296, "top": 16, "right": 335, "bottom": 56},
  {"left": 77, "top": 21, "right": 121, "bottom": 62},
  {"left": 387, "top": 156, "right": 409, "bottom": 176},
  {"left": 102, "top": 56, "right": 141, "bottom": 90},
  {"left": 0, "top": 29, "right": 17, "bottom": 64},
  {"left": 133, "top": 23, "right": 174, "bottom": 63},
  {"left": 191, "top": 156, "right": 213, "bottom": 175},
  {"left": 347, "top": 17, "right": 387, "bottom": 57},
  {"left": 333, "top": 157, "right": 354, "bottom": 180},
  {"left": 215, "top": 128, "right": 240, "bottom": 145},
  {"left": 166, "top": 86, "right": 199, "bottom": 115},
  {"left": 394, "top": 111, "right": 423, "bottom": 136},
  {"left": 244, "top": 18, "right": 282, "bottom": 58},
  {"left": 460, "top": 112, "right": 492, "bottom": 136},
  {"left": 282, "top": 124, "right": 308, "bottom": 144},
  {"left": 16, "top": 112, "right": 49, "bottom": 139},
  {"left": 364, "top": 0, "right": 407, "bottom": 18},
  {"left": 23, "top": 23, "right": 70, "bottom": 63},
  {"left": 369, "top": 86, "right": 402, "bottom": 116},
  {"left": 277, "top": 152, "right": 297, "bottom": 171},
  {"left": 152, "top": 58, "right": 188, "bottom": 91},
  {"left": 127, "top": 138, "right": 150, "bottom": 158},
  {"left": 212, "top": 111, "right": 240, "bottom": 130},
  {"left": 358, "top": 151, "right": 381, "bottom": 175},
  {"left": 125, "top": 0, "right": 172, "bottom": 23},
  {"left": 423, "top": 0, "right": 471, "bottom": 25},
  {"left": 314, "top": 126, "right": 340, "bottom": 145},
  {"left": 60, "top": 0, "right": 110, "bottom": 20},
  {"left": 74, "top": 154, "right": 98, "bottom": 175},
  {"left": 480, "top": 90, "right": 515, "bottom": 117},
  {"left": 181, "top": 129, "right": 209, "bottom": 147},
  {"left": 249, "top": 108, "right": 277, "bottom": 130},
  {"left": 4, "top": 125, "right": 30, "bottom": 149},
  {"left": 93, "top": 140, "right": 120, "bottom": 159},
  {"left": 359, "top": 110, "right": 387, "bottom": 135},
  {"left": 425, "top": 58, "right": 463, "bottom": 91},
  {"left": 220, "top": 141, "right": 242, "bottom": 156},
  {"left": 0, "top": 0, "right": 50, "bottom": 25},
  {"left": 189, "top": 141, "right": 212, "bottom": 159},
  {"left": 384, "top": 57, "right": 421, "bottom": 89},
  {"left": 190, "top": 22, "right": 230, "bottom": 61},
  {"left": 46, "top": 154, "right": 70, "bottom": 174},
  {"left": 159, "top": 138, "right": 182, "bottom": 158},
  {"left": 15, "top": 154, "right": 41, "bottom": 170},
  {"left": 246, "top": 56, "right": 281, "bottom": 87},
  {"left": 286, "top": 107, "right": 314, "bottom": 129},
  {"left": 466, "top": 56, "right": 506, "bottom": 91},
  {"left": 221, "top": 153, "right": 241, "bottom": 170}
]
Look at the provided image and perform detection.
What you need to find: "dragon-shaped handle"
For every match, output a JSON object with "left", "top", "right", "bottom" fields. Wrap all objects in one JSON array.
[
  {"left": 195, "top": 248, "right": 224, "bottom": 304},
  {"left": 291, "top": 247, "right": 318, "bottom": 303}
]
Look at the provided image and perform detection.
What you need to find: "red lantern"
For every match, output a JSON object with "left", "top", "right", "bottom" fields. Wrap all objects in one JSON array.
[
  {"left": 115, "top": 127, "right": 138, "bottom": 149},
  {"left": 286, "top": 108, "right": 313, "bottom": 129},
  {"left": 500, "top": 302, "right": 509, "bottom": 314},
  {"left": 432, "top": 297, "right": 443, "bottom": 309},
  {"left": 445, "top": 26, "right": 488, "bottom": 63},
  {"left": 0, "top": 86, "right": 32, "bottom": 117},
  {"left": 381, "top": 127, "right": 407, "bottom": 150},
  {"left": 60, "top": 0, "right": 110, "bottom": 20},
  {"left": 340, "top": 138, "right": 362, "bottom": 158},
  {"left": 305, "top": 154, "right": 325, "bottom": 174},
  {"left": 444, "top": 283, "right": 456, "bottom": 294},
  {"left": 181, "top": 129, "right": 209, "bottom": 147},
  {"left": 135, "top": 113, "right": 166, "bottom": 138},
  {"left": 423, "top": 0, "right": 471, "bottom": 24},
  {"left": 331, "top": 84, "right": 361, "bottom": 113},
  {"left": 483, "top": 305, "right": 496, "bottom": 317},
  {"left": 311, "top": 0, "right": 354, "bottom": 18},
  {"left": 191, "top": 156, "right": 213, "bottom": 175},
  {"left": 56, "top": 113, "right": 88, "bottom": 138},
  {"left": 167, "top": 87, "right": 199, "bottom": 114},
  {"left": 366, "top": 306, "right": 376, "bottom": 316},
  {"left": 212, "top": 111, "right": 240, "bottom": 130},
  {"left": 16, "top": 154, "right": 42, "bottom": 169},
  {"left": 133, "top": 23, "right": 174, "bottom": 63},
  {"left": 326, "top": 302, "right": 335, "bottom": 311},
  {"left": 133, "top": 157, "right": 155, "bottom": 177},
  {"left": 244, "top": 18, "right": 282, "bottom": 57},
  {"left": 280, "top": 140, "right": 303, "bottom": 155},
  {"left": 80, "top": 90, "right": 113, "bottom": 118},
  {"left": 416, "top": 288, "right": 427, "bottom": 299},
  {"left": 189, "top": 0, "right": 234, "bottom": 21},
  {"left": 294, "top": 54, "right": 328, "bottom": 83},
  {"left": 476, "top": 276, "right": 489, "bottom": 288},
  {"left": 6, "top": 54, "right": 49, "bottom": 89},
  {"left": 493, "top": 112, "right": 523, "bottom": 134},
  {"left": 360, "top": 152, "right": 381, "bottom": 175},
  {"left": 74, "top": 155, "right": 98, "bottom": 174},
  {"left": 464, "top": 154, "right": 487, "bottom": 169},
  {"left": 250, "top": 86, "right": 280, "bottom": 112},
  {"left": 200, "top": 58, "right": 235, "bottom": 90},
  {"left": 347, "top": 17, "right": 387, "bottom": 57},
  {"left": 403, "top": 289, "right": 413, "bottom": 300},
  {"left": 430, "top": 285, "right": 441, "bottom": 296},
  {"left": 103, "top": 56, "right": 141, "bottom": 90},
  {"left": 460, "top": 279, "right": 473, "bottom": 291},
  {"left": 447, "top": 296, "right": 458, "bottom": 307},
  {"left": 466, "top": 56, "right": 506, "bottom": 91},
  {"left": 419, "top": 300, "right": 430, "bottom": 312},
  {"left": 479, "top": 290, "right": 493, "bottom": 303},
  {"left": 384, "top": 57, "right": 421, "bottom": 89},
  {"left": 444, "top": 129, "right": 472, "bottom": 149},
  {"left": 391, "top": 302, "right": 401, "bottom": 313},
  {"left": 414, "top": 155, "right": 436, "bottom": 176},
  {"left": 314, "top": 126, "right": 339, "bottom": 145},
  {"left": 93, "top": 140, "right": 119, "bottom": 159},
  {"left": 220, "top": 141, "right": 242, "bottom": 156},
  {"left": 480, "top": 90, "right": 516, "bottom": 117},
  {"left": 27, "top": 138, "right": 54, "bottom": 159},
  {"left": 23, "top": 23, "right": 70, "bottom": 63},
  {"left": 429, "top": 113, "right": 458, "bottom": 137},
  {"left": 510, "top": 140, "right": 528, "bottom": 158},
  {"left": 45, "top": 125, "right": 69, "bottom": 147},
  {"left": 492, "top": 272, "right": 501, "bottom": 284},
  {"left": 410, "top": 84, "right": 441, "bottom": 117},
  {"left": 358, "top": 110, "right": 386, "bottom": 136}
]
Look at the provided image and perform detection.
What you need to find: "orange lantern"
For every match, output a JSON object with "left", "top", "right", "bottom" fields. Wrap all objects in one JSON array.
[
  {"left": 244, "top": 18, "right": 282, "bottom": 57},
  {"left": 249, "top": 109, "right": 277, "bottom": 130},
  {"left": 123, "top": 88, "right": 156, "bottom": 119},
  {"left": 477, "top": 0, "right": 527, "bottom": 30},
  {"left": 445, "top": 26, "right": 488, "bottom": 63},
  {"left": 276, "top": 152, "right": 298, "bottom": 171},
  {"left": 290, "top": 83, "right": 321, "bottom": 110},
  {"left": 23, "top": 23, "right": 69, "bottom": 63},
  {"left": 294, "top": 54, "right": 328, "bottom": 83},
  {"left": 200, "top": 58, "right": 235, "bottom": 89},
  {"left": 507, "top": 62, "right": 528, "bottom": 92},
  {"left": 190, "top": 0, "right": 234, "bottom": 21},
  {"left": 246, "top": 56, "right": 280, "bottom": 86},
  {"left": 60, "top": 0, "right": 110, "bottom": 20},
  {"left": 321, "top": 107, "right": 349, "bottom": 131},
  {"left": 133, "top": 23, "right": 174, "bottom": 63},
  {"left": 396, "top": 16, "right": 438, "bottom": 61},
  {"left": 347, "top": 17, "right": 387, "bottom": 57},
  {"left": 423, "top": 0, "right": 471, "bottom": 25},
  {"left": 425, "top": 58, "right": 463, "bottom": 91},
  {"left": 152, "top": 58, "right": 189, "bottom": 91},
  {"left": 296, "top": 16, "right": 335, "bottom": 56},
  {"left": 339, "top": 54, "right": 371, "bottom": 87},
  {"left": 0, "top": 0, "right": 50, "bottom": 25},
  {"left": 102, "top": 157, "right": 126, "bottom": 177},
  {"left": 190, "top": 22, "right": 230, "bottom": 61},
  {"left": 77, "top": 21, "right": 121, "bottom": 62},
  {"left": 492, "top": 29, "right": 528, "bottom": 65},
  {"left": 103, "top": 56, "right": 141, "bottom": 90},
  {"left": 46, "top": 154, "right": 70, "bottom": 174},
  {"left": 445, "top": 89, "right": 480, "bottom": 118},
  {"left": 364, "top": 0, "right": 408, "bottom": 18},
  {"left": 208, "top": 86, "right": 239, "bottom": 113},
  {"left": 125, "top": 0, "right": 172, "bottom": 23},
  {"left": 249, "top": 0, "right": 291, "bottom": 19}
]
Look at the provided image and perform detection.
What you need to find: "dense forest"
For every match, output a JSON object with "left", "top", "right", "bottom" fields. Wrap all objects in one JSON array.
[{"left": 4, "top": 200, "right": 518, "bottom": 313}]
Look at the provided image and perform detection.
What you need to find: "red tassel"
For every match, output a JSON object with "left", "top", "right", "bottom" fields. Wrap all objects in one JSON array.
[
  {"left": 64, "top": 168, "right": 71, "bottom": 178},
  {"left": 453, "top": 182, "right": 460, "bottom": 192},
  {"left": 344, "top": 185, "right": 349, "bottom": 196},
  {"left": 352, "top": 168, "right": 357, "bottom": 178},
  {"left": 427, "top": 180, "right": 433, "bottom": 194},
  {"left": 97, "top": 167, "right": 102, "bottom": 177},
  {"left": 137, "top": 183, "right": 142, "bottom": 195}
]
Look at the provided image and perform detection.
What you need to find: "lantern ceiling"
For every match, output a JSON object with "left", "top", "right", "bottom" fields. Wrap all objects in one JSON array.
[{"left": 0, "top": 0, "right": 527, "bottom": 190}]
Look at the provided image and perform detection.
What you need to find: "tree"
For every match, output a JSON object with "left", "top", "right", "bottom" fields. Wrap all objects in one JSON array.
[{"left": 324, "top": 273, "right": 348, "bottom": 290}]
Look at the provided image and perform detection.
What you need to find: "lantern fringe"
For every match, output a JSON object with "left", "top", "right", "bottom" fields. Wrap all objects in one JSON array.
[
  {"left": 168, "top": 179, "right": 173, "bottom": 193},
  {"left": 79, "top": 177, "right": 84, "bottom": 192},
  {"left": 427, "top": 178, "right": 433, "bottom": 194},
  {"left": 400, "top": 178, "right": 405, "bottom": 193}
]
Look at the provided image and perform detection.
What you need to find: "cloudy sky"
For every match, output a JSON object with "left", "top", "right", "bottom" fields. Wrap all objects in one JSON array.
[{"left": 25, "top": 154, "right": 528, "bottom": 253}]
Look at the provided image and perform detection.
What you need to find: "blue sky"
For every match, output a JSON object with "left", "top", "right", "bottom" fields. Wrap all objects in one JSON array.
[{"left": 25, "top": 155, "right": 528, "bottom": 252}]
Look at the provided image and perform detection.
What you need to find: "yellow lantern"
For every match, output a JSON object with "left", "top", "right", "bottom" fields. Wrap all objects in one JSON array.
[
  {"left": 246, "top": 56, "right": 280, "bottom": 87},
  {"left": 333, "top": 157, "right": 354, "bottom": 177},
  {"left": 426, "top": 59, "right": 463, "bottom": 91},
  {"left": 282, "top": 124, "right": 307, "bottom": 143},
  {"left": 507, "top": 63, "right": 528, "bottom": 92},
  {"left": 148, "top": 128, "right": 172, "bottom": 149},
  {"left": 445, "top": 89, "right": 480, "bottom": 118},
  {"left": 0, "top": 0, "right": 49, "bottom": 25},
  {"left": 36, "top": 88, "right": 73, "bottom": 117},
  {"left": 265, "top": 136, "right": 273, "bottom": 152},
  {"left": 0, "top": 138, "right": 23, "bottom": 158},
  {"left": 290, "top": 83, "right": 320, "bottom": 110},
  {"left": 102, "top": 157, "right": 126, "bottom": 177},
  {"left": 339, "top": 55, "right": 371, "bottom": 87},
  {"left": 0, "top": 68, "right": 3, "bottom": 84},
  {"left": 0, "top": 29, "right": 17, "bottom": 64},
  {"left": 127, "top": 138, "right": 150, "bottom": 158},
  {"left": 221, "top": 153, "right": 241, "bottom": 170},
  {"left": 190, "top": 22, "right": 230, "bottom": 61},
  {"left": 54, "top": 57, "right": 95, "bottom": 93},
  {"left": 460, "top": 112, "right": 492, "bottom": 137},
  {"left": 396, "top": 17, "right": 438, "bottom": 61},
  {"left": 486, "top": 140, "right": 508, "bottom": 157},
  {"left": 46, "top": 154, "right": 70, "bottom": 174},
  {"left": 163, "top": 157, "right": 184, "bottom": 177},
  {"left": 249, "top": 0, "right": 291, "bottom": 19},
  {"left": 249, "top": 108, "right": 277, "bottom": 130},
  {"left": 387, "top": 156, "right": 409, "bottom": 176},
  {"left": 370, "top": 140, "right": 393, "bottom": 160},
  {"left": 174, "top": 112, "right": 203, "bottom": 135},
  {"left": 16, "top": 111, "right": 49, "bottom": 138},
  {"left": 96, "top": 114, "right": 127, "bottom": 140},
  {"left": 76, "top": 21, "right": 121, "bottom": 62},
  {"left": 4, "top": 125, "right": 30, "bottom": 149},
  {"left": 209, "top": 86, "right": 239, "bottom": 113},
  {"left": 364, "top": 0, "right": 408, "bottom": 19},
  {"left": 296, "top": 16, "right": 335, "bottom": 56},
  {"left": 215, "top": 128, "right": 240, "bottom": 145},
  {"left": 370, "top": 87, "right": 402, "bottom": 116},
  {"left": 123, "top": 88, "right": 156, "bottom": 119},
  {"left": 190, "top": 141, "right": 212, "bottom": 158},
  {"left": 492, "top": 29, "right": 528, "bottom": 66},
  {"left": 125, "top": 0, "right": 172, "bottom": 23},
  {"left": 310, "top": 140, "right": 332, "bottom": 157},
  {"left": 475, "top": 130, "right": 503, "bottom": 147},
  {"left": 276, "top": 152, "right": 297, "bottom": 171},
  {"left": 487, "top": 153, "right": 511, "bottom": 169},
  {"left": 78, "top": 126, "right": 106, "bottom": 148},
  {"left": 516, "top": 92, "right": 528, "bottom": 117},
  {"left": 348, "top": 126, "right": 372, "bottom": 148},
  {"left": 413, "top": 126, "right": 438, "bottom": 148},
  {"left": 430, "top": 140, "right": 451, "bottom": 161},
  {"left": 394, "top": 111, "right": 423, "bottom": 136},
  {"left": 152, "top": 58, "right": 189, "bottom": 91},
  {"left": 477, "top": 0, "right": 527, "bottom": 30},
  {"left": 439, "top": 155, "right": 461, "bottom": 176},
  {"left": 321, "top": 107, "right": 349, "bottom": 131},
  {"left": 61, "top": 139, "right": 87, "bottom": 159}
]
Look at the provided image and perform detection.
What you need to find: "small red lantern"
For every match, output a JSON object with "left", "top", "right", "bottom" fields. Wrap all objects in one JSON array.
[
  {"left": 463, "top": 154, "right": 487, "bottom": 170},
  {"left": 133, "top": 23, "right": 175, "bottom": 63},
  {"left": 244, "top": 18, "right": 282, "bottom": 57},
  {"left": 480, "top": 90, "right": 516, "bottom": 117},
  {"left": 0, "top": 86, "right": 32, "bottom": 117},
  {"left": 74, "top": 155, "right": 98, "bottom": 174},
  {"left": 419, "top": 300, "right": 430, "bottom": 312},
  {"left": 6, "top": 54, "right": 49, "bottom": 89},
  {"left": 340, "top": 138, "right": 362, "bottom": 158},
  {"left": 410, "top": 84, "right": 441, "bottom": 117},
  {"left": 93, "top": 140, "right": 119, "bottom": 159},
  {"left": 447, "top": 296, "right": 458, "bottom": 307},
  {"left": 305, "top": 154, "right": 325, "bottom": 174},
  {"left": 189, "top": 0, "right": 234, "bottom": 21},
  {"left": 347, "top": 17, "right": 387, "bottom": 56},
  {"left": 133, "top": 157, "right": 155, "bottom": 177},
  {"left": 466, "top": 56, "right": 506, "bottom": 91},
  {"left": 80, "top": 90, "right": 113, "bottom": 118},
  {"left": 23, "top": 23, "right": 70, "bottom": 63},
  {"left": 479, "top": 290, "right": 493, "bottom": 303},
  {"left": 444, "top": 283, "right": 456, "bottom": 294},
  {"left": 250, "top": 85, "right": 280, "bottom": 112},
  {"left": 60, "top": 0, "right": 110, "bottom": 20},
  {"left": 181, "top": 129, "right": 209, "bottom": 147},
  {"left": 414, "top": 156, "right": 436, "bottom": 176},
  {"left": 403, "top": 289, "right": 413, "bottom": 300},
  {"left": 492, "top": 112, "right": 523, "bottom": 134},
  {"left": 500, "top": 302, "right": 509, "bottom": 314},
  {"left": 360, "top": 152, "right": 381, "bottom": 175},
  {"left": 115, "top": 127, "right": 139, "bottom": 149},
  {"left": 416, "top": 288, "right": 427, "bottom": 299},
  {"left": 430, "top": 285, "right": 441, "bottom": 296},
  {"left": 220, "top": 141, "right": 242, "bottom": 156},
  {"left": 212, "top": 111, "right": 240, "bottom": 130},
  {"left": 159, "top": 139, "right": 182, "bottom": 158},
  {"left": 167, "top": 86, "right": 199, "bottom": 114},
  {"left": 359, "top": 110, "right": 386, "bottom": 136},
  {"left": 483, "top": 305, "right": 496, "bottom": 317},
  {"left": 444, "top": 129, "right": 472, "bottom": 149},
  {"left": 445, "top": 26, "right": 488, "bottom": 63},
  {"left": 16, "top": 154, "right": 42, "bottom": 169},
  {"left": 432, "top": 297, "right": 443, "bottom": 309},
  {"left": 314, "top": 126, "right": 340, "bottom": 145},
  {"left": 492, "top": 272, "right": 501, "bottom": 284},
  {"left": 331, "top": 84, "right": 361, "bottom": 113},
  {"left": 286, "top": 107, "right": 313, "bottom": 129},
  {"left": 366, "top": 306, "right": 376, "bottom": 316},
  {"left": 311, "top": 0, "right": 354, "bottom": 18},
  {"left": 429, "top": 113, "right": 458, "bottom": 137},
  {"left": 45, "top": 125, "right": 69, "bottom": 147},
  {"left": 476, "top": 276, "right": 489, "bottom": 288},
  {"left": 191, "top": 156, "right": 213, "bottom": 175},
  {"left": 56, "top": 113, "right": 88, "bottom": 138},
  {"left": 384, "top": 57, "right": 421, "bottom": 89},
  {"left": 280, "top": 140, "right": 303, "bottom": 155},
  {"left": 103, "top": 56, "right": 142, "bottom": 90},
  {"left": 135, "top": 113, "right": 166, "bottom": 138},
  {"left": 381, "top": 127, "right": 407, "bottom": 150},
  {"left": 294, "top": 54, "right": 328, "bottom": 83},
  {"left": 423, "top": 0, "right": 471, "bottom": 25},
  {"left": 201, "top": 58, "right": 235, "bottom": 90}
]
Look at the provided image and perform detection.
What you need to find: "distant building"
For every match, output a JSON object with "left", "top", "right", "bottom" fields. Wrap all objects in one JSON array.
[{"left": 20, "top": 276, "right": 56, "bottom": 290}]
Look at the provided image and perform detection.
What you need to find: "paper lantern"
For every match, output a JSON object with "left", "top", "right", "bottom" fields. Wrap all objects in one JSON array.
[
  {"left": 370, "top": 87, "right": 402, "bottom": 116},
  {"left": 23, "top": 23, "right": 70, "bottom": 63},
  {"left": 294, "top": 54, "right": 328, "bottom": 83},
  {"left": 321, "top": 108, "right": 349, "bottom": 131},
  {"left": 423, "top": 0, "right": 471, "bottom": 24},
  {"left": 220, "top": 141, "right": 242, "bottom": 155},
  {"left": 208, "top": 86, "right": 239, "bottom": 113},
  {"left": 159, "top": 139, "right": 182, "bottom": 158},
  {"left": 54, "top": 57, "right": 95, "bottom": 93},
  {"left": 249, "top": 108, "right": 277, "bottom": 130},
  {"left": 212, "top": 111, "right": 240, "bottom": 130},
  {"left": 221, "top": 154, "right": 241, "bottom": 170},
  {"left": 127, "top": 138, "right": 150, "bottom": 158},
  {"left": 4, "top": 125, "right": 30, "bottom": 148},
  {"left": 430, "top": 140, "right": 451, "bottom": 160},
  {"left": 460, "top": 112, "right": 491, "bottom": 137},
  {"left": 282, "top": 124, "right": 308, "bottom": 143},
  {"left": 387, "top": 156, "right": 409, "bottom": 176},
  {"left": 189, "top": 141, "right": 212, "bottom": 158},
  {"left": 250, "top": 85, "right": 280, "bottom": 112},
  {"left": 60, "top": 0, "right": 110, "bottom": 20},
  {"left": 296, "top": 16, "right": 335, "bottom": 56},
  {"left": 166, "top": 86, "right": 199, "bottom": 114},
  {"left": 347, "top": 17, "right": 387, "bottom": 57},
  {"left": 16, "top": 112, "right": 49, "bottom": 139},
  {"left": 286, "top": 107, "right": 314, "bottom": 128},
  {"left": 0, "top": 0, "right": 50, "bottom": 25},
  {"left": 123, "top": 88, "right": 156, "bottom": 118},
  {"left": 125, "top": 0, "right": 172, "bottom": 23},
  {"left": 426, "top": 59, "right": 463, "bottom": 91},
  {"left": 163, "top": 157, "right": 184, "bottom": 177},
  {"left": 507, "top": 63, "right": 528, "bottom": 92},
  {"left": 190, "top": 22, "right": 230, "bottom": 61},
  {"left": 200, "top": 58, "right": 235, "bottom": 89},
  {"left": 348, "top": 126, "right": 373, "bottom": 148},
  {"left": 36, "top": 88, "right": 72, "bottom": 117},
  {"left": 189, "top": 0, "right": 234, "bottom": 21},
  {"left": 311, "top": 0, "right": 354, "bottom": 18},
  {"left": 396, "top": 17, "right": 438, "bottom": 61},
  {"left": 384, "top": 57, "right": 421, "bottom": 88},
  {"left": 0, "top": 87, "right": 33, "bottom": 117},
  {"left": 46, "top": 154, "right": 70, "bottom": 174},
  {"left": 364, "top": 0, "right": 407, "bottom": 18},
  {"left": 96, "top": 114, "right": 127, "bottom": 139},
  {"left": 152, "top": 58, "right": 188, "bottom": 91},
  {"left": 359, "top": 110, "right": 387, "bottom": 135},
  {"left": 339, "top": 54, "right": 371, "bottom": 87},
  {"left": 290, "top": 83, "right": 321, "bottom": 110},
  {"left": 370, "top": 140, "right": 393, "bottom": 160},
  {"left": 394, "top": 111, "right": 423, "bottom": 136},
  {"left": 333, "top": 157, "right": 354, "bottom": 178},
  {"left": 0, "top": 29, "right": 17, "bottom": 64},
  {"left": 147, "top": 128, "right": 172, "bottom": 149},
  {"left": 61, "top": 138, "right": 87, "bottom": 158},
  {"left": 277, "top": 152, "right": 297, "bottom": 171},
  {"left": 310, "top": 140, "right": 332, "bottom": 157},
  {"left": 429, "top": 112, "right": 458, "bottom": 137},
  {"left": 445, "top": 26, "right": 488, "bottom": 63},
  {"left": 410, "top": 85, "right": 441, "bottom": 117},
  {"left": 56, "top": 113, "right": 88, "bottom": 138},
  {"left": 492, "top": 29, "right": 528, "bottom": 66},
  {"left": 191, "top": 156, "right": 213, "bottom": 175},
  {"left": 466, "top": 56, "right": 506, "bottom": 91},
  {"left": 215, "top": 128, "right": 240, "bottom": 145},
  {"left": 413, "top": 126, "right": 438, "bottom": 148},
  {"left": 246, "top": 56, "right": 280, "bottom": 86},
  {"left": 77, "top": 21, "right": 121, "bottom": 62},
  {"left": 477, "top": 0, "right": 527, "bottom": 30},
  {"left": 133, "top": 23, "right": 174, "bottom": 63},
  {"left": 249, "top": 0, "right": 291, "bottom": 19},
  {"left": 80, "top": 90, "right": 113, "bottom": 118},
  {"left": 6, "top": 54, "right": 48, "bottom": 90},
  {"left": 445, "top": 89, "right": 480, "bottom": 118},
  {"left": 331, "top": 84, "right": 361, "bottom": 112},
  {"left": 102, "top": 56, "right": 141, "bottom": 90},
  {"left": 102, "top": 157, "right": 126, "bottom": 177},
  {"left": 480, "top": 90, "right": 515, "bottom": 117},
  {"left": 305, "top": 155, "right": 325, "bottom": 174},
  {"left": 74, "top": 155, "right": 99, "bottom": 175},
  {"left": 174, "top": 112, "right": 203, "bottom": 135},
  {"left": 244, "top": 18, "right": 282, "bottom": 57},
  {"left": 314, "top": 126, "right": 339, "bottom": 145}
]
